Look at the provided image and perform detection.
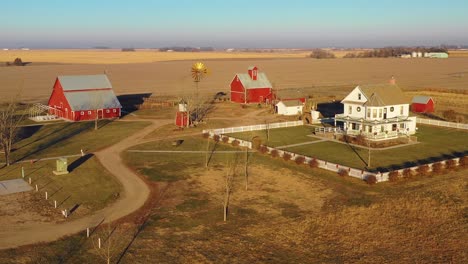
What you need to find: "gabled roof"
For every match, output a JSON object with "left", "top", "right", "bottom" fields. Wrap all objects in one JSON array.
[
  {"left": 277, "top": 100, "right": 303, "bottom": 107},
  {"left": 237, "top": 72, "right": 272, "bottom": 89},
  {"left": 412, "top": 96, "right": 432, "bottom": 104},
  {"left": 359, "top": 84, "right": 409, "bottom": 106},
  {"left": 58, "top": 74, "right": 112, "bottom": 91},
  {"left": 65, "top": 90, "right": 121, "bottom": 111},
  {"left": 56, "top": 74, "right": 121, "bottom": 111}
]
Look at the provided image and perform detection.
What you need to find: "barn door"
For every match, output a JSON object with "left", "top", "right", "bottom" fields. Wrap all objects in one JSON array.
[{"left": 98, "top": 109, "right": 104, "bottom": 119}]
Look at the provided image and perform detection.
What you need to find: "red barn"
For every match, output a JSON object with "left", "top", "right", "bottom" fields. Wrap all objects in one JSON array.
[
  {"left": 230, "top": 66, "right": 273, "bottom": 104},
  {"left": 48, "top": 74, "right": 122, "bottom": 121},
  {"left": 411, "top": 96, "right": 434, "bottom": 113}
]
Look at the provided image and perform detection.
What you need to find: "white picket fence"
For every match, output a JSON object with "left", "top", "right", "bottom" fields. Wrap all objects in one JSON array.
[
  {"left": 203, "top": 121, "right": 303, "bottom": 135},
  {"left": 417, "top": 118, "right": 468, "bottom": 130},
  {"left": 206, "top": 120, "right": 466, "bottom": 183}
]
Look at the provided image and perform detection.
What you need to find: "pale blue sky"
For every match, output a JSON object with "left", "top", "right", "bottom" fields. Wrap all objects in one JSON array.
[{"left": 1, "top": 0, "right": 467, "bottom": 48}]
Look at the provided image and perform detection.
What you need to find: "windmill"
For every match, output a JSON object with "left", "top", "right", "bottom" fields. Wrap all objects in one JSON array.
[{"left": 190, "top": 62, "right": 209, "bottom": 123}]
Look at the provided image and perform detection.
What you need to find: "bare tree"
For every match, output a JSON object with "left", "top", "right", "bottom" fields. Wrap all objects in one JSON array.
[
  {"left": 223, "top": 154, "right": 238, "bottom": 222},
  {"left": 0, "top": 101, "right": 24, "bottom": 166},
  {"left": 92, "top": 224, "right": 131, "bottom": 264}
]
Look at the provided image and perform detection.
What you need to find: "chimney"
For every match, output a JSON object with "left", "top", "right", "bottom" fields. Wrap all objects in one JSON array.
[
  {"left": 389, "top": 76, "right": 396, "bottom": 85},
  {"left": 248, "top": 66, "right": 258, "bottom": 81}
]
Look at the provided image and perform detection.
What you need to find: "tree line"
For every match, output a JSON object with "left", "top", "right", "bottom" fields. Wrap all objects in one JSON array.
[{"left": 343, "top": 47, "right": 448, "bottom": 58}]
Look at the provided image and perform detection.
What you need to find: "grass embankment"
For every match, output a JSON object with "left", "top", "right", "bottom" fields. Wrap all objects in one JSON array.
[
  {"left": 3, "top": 120, "right": 150, "bottom": 163},
  {"left": 0, "top": 120, "right": 150, "bottom": 215},
  {"left": 230, "top": 125, "right": 467, "bottom": 170},
  {"left": 0, "top": 135, "right": 466, "bottom": 263}
]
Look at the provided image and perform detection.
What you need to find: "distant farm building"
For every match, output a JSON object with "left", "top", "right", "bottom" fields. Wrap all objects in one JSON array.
[
  {"left": 275, "top": 100, "right": 304, "bottom": 116},
  {"left": 411, "top": 96, "right": 434, "bottom": 113},
  {"left": 424, "top": 52, "right": 449, "bottom": 59},
  {"left": 47, "top": 74, "right": 122, "bottom": 121},
  {"left": 230, "top": 66, "right": 274, "bottom": 104}
]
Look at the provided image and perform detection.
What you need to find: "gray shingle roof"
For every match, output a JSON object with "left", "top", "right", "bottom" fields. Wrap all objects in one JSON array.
[
  {"left": 412, "top": 96, "right": 432, "bottom": 104},
  {"left": 237, "top": 72, "right": 272, "bottom": 89},
  {"left": 359, "top": 84, "right": 409, "bottom": 106},
  {"left": 65, "top": 90, "right": 121, "bottom": 111},
  {"left": 58, "top": 75, "right": 112, "bottom": 91}
]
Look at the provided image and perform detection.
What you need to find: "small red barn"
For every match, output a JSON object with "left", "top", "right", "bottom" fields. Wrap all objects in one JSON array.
[
  {"left": 230, "top": 66, "right": 273, "bottom": 104},
  {"left": 411, "top": 96, "right": 434, "bottom": 113},
  {"left": 48, "top": 74, "right": 122, "bottom": 121}
]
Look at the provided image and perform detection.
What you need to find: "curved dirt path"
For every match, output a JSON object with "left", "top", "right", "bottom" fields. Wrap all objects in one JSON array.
[{"left": 0, "top": 119, "right": 172, "bottom": 250}]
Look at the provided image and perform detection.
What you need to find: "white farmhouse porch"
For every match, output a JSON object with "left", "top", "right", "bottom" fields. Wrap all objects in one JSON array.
[{"left": 334, "top": 114, "right": 416, "bottom": 141}]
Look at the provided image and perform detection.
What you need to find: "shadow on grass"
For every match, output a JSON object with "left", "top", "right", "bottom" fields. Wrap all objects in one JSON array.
[
  {"left": 117, "top": 93, "right": 152, "bottom": 117},
  {"left": 375, "top": 150, "right": 468, "bottom": 172},
  {"left": 67, "top": 154, "right": 94, "bottom": 173},
  {"left": 16, "top": 122, "right": 95, "bottom": 163}
]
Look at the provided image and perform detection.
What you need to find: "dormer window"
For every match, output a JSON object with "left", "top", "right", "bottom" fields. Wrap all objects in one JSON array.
[{"left": 358, "top": 93, "right": 361, "bottom": 100}]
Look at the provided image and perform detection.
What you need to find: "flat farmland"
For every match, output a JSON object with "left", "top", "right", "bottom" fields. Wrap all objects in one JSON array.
[{"left": 1, "top": 52, "right": 468, "bottom": 104}]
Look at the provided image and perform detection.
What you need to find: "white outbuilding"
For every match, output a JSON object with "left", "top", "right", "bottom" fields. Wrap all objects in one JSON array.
[{"left": 275, "top": 100, "right": 304, "bottom": 116}]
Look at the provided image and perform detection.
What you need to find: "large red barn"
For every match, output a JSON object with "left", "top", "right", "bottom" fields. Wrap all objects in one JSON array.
[
  {"left": 230, "top": 66, "right": 274, "bottom": 104},
  {"left": 411, "top": 96, "right": 434, "bottom": 113},
  {"left": 47, "top": 74, "right": 122, "bottom": 121}
]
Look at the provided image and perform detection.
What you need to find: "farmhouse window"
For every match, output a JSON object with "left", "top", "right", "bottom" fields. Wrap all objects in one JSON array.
[
  {"left": 357, "top": 106, "right": 361, "bottom": 112},
  {"left": 81, "top": 111, "right": 84, "bottom": 115},
  {"left": 390, "top": 107, "right": 394, "bottom": 112},
  {"left": 372, "top": 109, "right": 377, "bottom": 118},
  {"left": 400, "top": 106, "right": 404, "bottom": 115},
  {"left": 400, "top": 123, "right": 405, "bottom": 129},
  {"left": 348, "top": 105, "right": 352, "bottom": 114},
  {"left": 88, "top": 111, "right": 91, "bottom": 115},
  {"left": 358, "top": 93, "right": 361, "bottom": 100},
  {"left": 367, "top": 109, "right": 371, "bottom": 118},
  {"left": 379, "top": 109, "right": 382, "bottom": 118}
]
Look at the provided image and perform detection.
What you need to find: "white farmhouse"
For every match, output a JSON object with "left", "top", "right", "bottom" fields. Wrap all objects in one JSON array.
[
  {"left": 275, "top": 100, "right": 303, "bottom": 116},
  {"left": 334, "top": 84, "right": 416, "bottom": 140}
]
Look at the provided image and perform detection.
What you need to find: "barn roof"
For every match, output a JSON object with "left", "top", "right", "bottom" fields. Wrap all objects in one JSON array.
[
  {"left": 358, "top": 84, "right": 409, "bottom": 106},
  {"left": 412, "top": 96, "right": 432, "bottom": 104},
  {"left": 237, "top": 72, "right": 272, "bottom": 89},
  {"left": 58, "top": 74, "right": 112, "bottom": 91},
  {"left": 64, "top": 90, "right": 121, "bottom": 111},
  {"left": 57, "top": 74, "right": 121, "bottom": 111}
]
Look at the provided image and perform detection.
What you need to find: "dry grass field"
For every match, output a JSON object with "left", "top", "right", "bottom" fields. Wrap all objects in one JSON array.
[
  {"left": 0, "top": 49, "right": 309, "bottom": 65},
  {"left": 1, "top": 52, "right": 468, "bottom": 109}
]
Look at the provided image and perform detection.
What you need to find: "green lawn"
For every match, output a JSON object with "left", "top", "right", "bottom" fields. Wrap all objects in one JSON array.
[
  {"left": 0, "top": 156, "right": 122, "bottom": 214},
  {"left": 226, "top": 125, "right": 319, "bottom": 147},
  {"left": 3, "top": 120, "right": 150, "bottom": 163},
  {"left": 0, "top": 120, "right": 149, "bottom": 214},
  {"left": 228, "top": 125, "right": 467, "bottom": 171}
]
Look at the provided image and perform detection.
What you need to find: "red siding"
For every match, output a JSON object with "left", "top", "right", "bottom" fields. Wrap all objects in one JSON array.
[
  {"left": 47, "top": 78, "right": 121, "bottom": 122},
  {"left": 175, "top": 111, "right": 189, "bottom": 127},
  {"left": 230, "top": 74, "right": 272, "bottom": 104},
  {"left": 230, "top": 75, "right": 246, "bottom": 103},
  {"left": 411, "top": 99, "right": 434, "bottom": 113},
  {"left": 246, "top": 88, "right": 273, "bottom": 103},
  {"left": 47, "top": 78, "right": 72, "bottom": 119}
]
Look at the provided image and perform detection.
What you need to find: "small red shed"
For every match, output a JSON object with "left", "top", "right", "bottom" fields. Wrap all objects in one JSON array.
[
  {"left": 411, "top": 96, "right": 434, "bottom": 113},
  {"left": 175, "top": 112, "right": 189, "bottom": 127},
  {"left": 47, "top": 74, "right": 122, "bottom": 121},
  {"left": 230, "top": 66, "right": 274, "bottom": 104}
]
